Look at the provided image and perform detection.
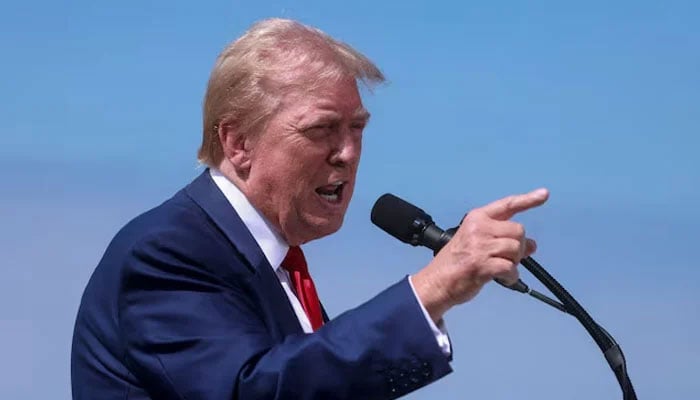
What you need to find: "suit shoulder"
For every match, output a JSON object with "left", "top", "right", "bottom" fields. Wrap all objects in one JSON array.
[
  {"left": 125, "top": 189, "right": 213, "bottom": 240},
  {"left": 106, "top": 189, "right": 252, "bottom": 282}
]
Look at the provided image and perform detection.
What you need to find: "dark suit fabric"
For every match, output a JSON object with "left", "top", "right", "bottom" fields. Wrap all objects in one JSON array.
[{"left": 71, "top": 170, "right": 452, "bottom": 399}]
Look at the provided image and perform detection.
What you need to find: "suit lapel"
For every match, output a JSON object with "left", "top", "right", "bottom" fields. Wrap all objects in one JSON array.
[
  {"left": 321, "top": 304, "right": 330, "bottom": 323},
  {"left": 184, "top": 169, "right": 304, "bottom": 337}
]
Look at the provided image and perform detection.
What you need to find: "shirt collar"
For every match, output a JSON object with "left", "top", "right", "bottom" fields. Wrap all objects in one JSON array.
[{"left": 209, "top": 168, "right": 289, "bottom": 271}]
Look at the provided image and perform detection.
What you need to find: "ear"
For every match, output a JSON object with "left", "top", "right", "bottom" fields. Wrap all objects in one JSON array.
[{"left": 218, "top": 122, "right": 252, "bottom": 174}]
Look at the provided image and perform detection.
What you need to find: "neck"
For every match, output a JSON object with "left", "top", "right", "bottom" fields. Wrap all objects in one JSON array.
[
  {"left": 216, "top": 160, "right": 247, "bottom": 194},
  {"left": 215, "top": 160, "right": 300, "bottom": 245}
]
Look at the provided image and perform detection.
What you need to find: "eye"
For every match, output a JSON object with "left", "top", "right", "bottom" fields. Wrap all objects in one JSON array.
[
  {"left": 302, "top": 123, "right": 334, "bottom": 139},
  {"left": 311, "top": 124, "right": 332, "bottom": 131},
  {"left": 350, "top": 121, "right": 366, "bottom": 131}
]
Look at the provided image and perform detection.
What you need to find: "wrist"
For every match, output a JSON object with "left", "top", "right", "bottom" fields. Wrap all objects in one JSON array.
[{"left": 411, "top": 268, "right": 452, "bottom": 324}]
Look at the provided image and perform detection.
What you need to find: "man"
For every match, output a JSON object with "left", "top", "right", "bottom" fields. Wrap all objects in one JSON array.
[{"left": 71, "top": 18, "right": 548, "bottom": 399}]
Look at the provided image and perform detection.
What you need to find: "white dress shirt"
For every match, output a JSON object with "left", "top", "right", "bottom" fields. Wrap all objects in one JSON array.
[{"left": 210, "top": 168, "right": 451, "bottom": 355}]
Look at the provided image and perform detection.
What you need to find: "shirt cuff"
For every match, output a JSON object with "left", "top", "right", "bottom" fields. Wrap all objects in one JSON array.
[{"left": 408, "top": 275, "right": 452, "bottom": 357}]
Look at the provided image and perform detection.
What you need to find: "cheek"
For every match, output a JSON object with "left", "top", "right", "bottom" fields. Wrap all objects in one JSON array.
[
  {"left": 344, "top": 181, "right": 357, "bottom": 202},
  {"left": 263, "top": 143, "right": 332, "bottom": 197}
]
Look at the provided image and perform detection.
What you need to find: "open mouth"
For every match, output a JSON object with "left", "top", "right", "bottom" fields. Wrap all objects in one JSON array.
[{"left": 315, "top": 181, "right": 345, "bottom": 204}]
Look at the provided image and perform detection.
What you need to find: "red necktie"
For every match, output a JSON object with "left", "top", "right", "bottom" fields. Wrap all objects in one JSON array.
[{"left": 281, "top": 246, "right": 324, "bottom": 331}]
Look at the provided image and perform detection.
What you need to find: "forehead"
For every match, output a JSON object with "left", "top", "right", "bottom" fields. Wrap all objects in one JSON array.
[{"left": 280, "top": 78, "right": 367, "bottom": 120}]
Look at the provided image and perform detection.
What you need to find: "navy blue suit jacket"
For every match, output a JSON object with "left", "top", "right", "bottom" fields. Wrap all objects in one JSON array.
[{"left": 71, "top": 170, "right": 452, "bottom": 399}]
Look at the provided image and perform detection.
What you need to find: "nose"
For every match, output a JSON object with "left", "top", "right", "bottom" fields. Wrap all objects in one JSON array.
[{"left": 328, "top": 129, "right": 362, "bottom": 168}]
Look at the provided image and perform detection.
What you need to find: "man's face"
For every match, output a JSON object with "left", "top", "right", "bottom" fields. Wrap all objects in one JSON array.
[{"left": 244, "top": 77, "right": 369, "bottom": 245}]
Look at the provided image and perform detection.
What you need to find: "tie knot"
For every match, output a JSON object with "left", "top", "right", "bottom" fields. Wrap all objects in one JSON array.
[{"left": 281, "top": 246, "right": 308, "bottom": 274}]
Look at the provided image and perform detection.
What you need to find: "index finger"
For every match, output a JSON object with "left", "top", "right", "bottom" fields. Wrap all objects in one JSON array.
[{"left": 481, "top": 188, "right": 549, "bottom": 220}]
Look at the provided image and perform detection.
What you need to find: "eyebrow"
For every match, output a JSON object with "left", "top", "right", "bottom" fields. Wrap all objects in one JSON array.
[
  {"left": 353, "top": 107, "right": 371, "bottom": 122},
  {"left": 309, "top": 107, "right": 370, "bottom": 123},
  {"left": 295, "top": 104, "right": 371, "bottom": 127}
]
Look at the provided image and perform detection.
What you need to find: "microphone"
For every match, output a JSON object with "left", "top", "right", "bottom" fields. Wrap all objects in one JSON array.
[{"left": 370, "top": 193, "right": 529, "bottom": 293}]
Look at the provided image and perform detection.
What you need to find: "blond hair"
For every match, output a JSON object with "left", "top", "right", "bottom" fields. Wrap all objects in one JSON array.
[{"left": 198, "top": 18, "right": 385, "bottom": 166}]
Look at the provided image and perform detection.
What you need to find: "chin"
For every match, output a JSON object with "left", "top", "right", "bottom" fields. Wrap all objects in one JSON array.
[{"left": 301, "top": 216, "right": 345, "bottom": 242}]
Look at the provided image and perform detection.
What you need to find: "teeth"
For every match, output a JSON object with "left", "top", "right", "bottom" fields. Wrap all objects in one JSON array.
[
  {"left": 320, "top": 193, "right": 338, "bottom": 202},
  {"left": 316, "top": 181, "right": 344, "bottom": 202}
]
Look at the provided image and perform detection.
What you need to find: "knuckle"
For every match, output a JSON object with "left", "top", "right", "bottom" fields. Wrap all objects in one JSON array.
[
  {"left": 476, "top": 267, "right": 494, "bottom": 283},
  {"left": 504, "top": 271, "right": 520, "bottom": 285},
  {"left": 465, "top": 220, "right": 480, "bottom": 234},
  {"left": 503, "top": 259, "right": 517, "bottom": 273},
  {"left": 491, "top": 267, "right": 509, "bottom": 280},
  {"left": 507, "top": 238, "right": 521, "bottom": 254},
  {"left": 505, "top": 195, "right": 517, "bottom": 210},
  {"left": 462, "top": 219, "right": 485, "bottom": 237},
  {"left": 489, "top": 258, "right": 509, "bottom": 273},
  {"left": 514, "top": 223, "right": 525, "bottom": 238},
  {"left": 468, "top": 208, "right": 485, "bottom": 221}
]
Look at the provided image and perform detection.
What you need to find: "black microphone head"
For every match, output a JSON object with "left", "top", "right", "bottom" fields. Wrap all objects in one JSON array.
[{"left": 370, "top": 193, "right": 433, "bottom": 246}]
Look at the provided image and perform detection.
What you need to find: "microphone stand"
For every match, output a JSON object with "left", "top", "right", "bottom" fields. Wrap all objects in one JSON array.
[
  {"left": 441, "top": 226, "right": 638, "bottom": 399},
  {"left": 517, "top": 256, "right": 638, "bottom": 400}
]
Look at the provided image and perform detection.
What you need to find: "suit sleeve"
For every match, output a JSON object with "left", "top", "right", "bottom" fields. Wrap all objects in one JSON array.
[{"left": 118, "top": 233, "right": 452, "bottom": 400}]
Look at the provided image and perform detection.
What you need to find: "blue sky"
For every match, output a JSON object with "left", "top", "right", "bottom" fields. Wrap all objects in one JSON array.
[{"left": 1, "top": 1, "right": 698, "bottom": 398}]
